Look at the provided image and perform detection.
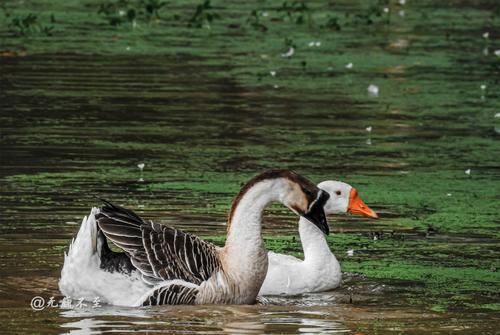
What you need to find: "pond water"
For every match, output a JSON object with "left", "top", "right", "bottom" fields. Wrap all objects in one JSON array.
[{"left": 1, "top": 0, "right": 499, "bottom": 334}]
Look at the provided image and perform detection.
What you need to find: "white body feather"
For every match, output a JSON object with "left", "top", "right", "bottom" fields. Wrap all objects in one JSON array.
[
  {"left": 59, "top": 208, "right": 150, "bottom": 306},
  {"left": 259, "top": 219, "right": 341, "bottom": 295},
  {"left": 259, "top": 180, "right": 356, "bottom": 296}
]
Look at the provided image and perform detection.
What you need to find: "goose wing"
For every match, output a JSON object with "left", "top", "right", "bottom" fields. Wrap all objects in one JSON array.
[
  {"left": 95, "top": 201, "right": 222, "bottom": 286},
  {"left": 142, "top": 283, "right": 199, "bottom": 306}
]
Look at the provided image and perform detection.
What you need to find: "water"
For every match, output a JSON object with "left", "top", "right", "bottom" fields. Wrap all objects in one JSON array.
[{"left": 1, "top": 0, "right": 499, "bottom": 334}]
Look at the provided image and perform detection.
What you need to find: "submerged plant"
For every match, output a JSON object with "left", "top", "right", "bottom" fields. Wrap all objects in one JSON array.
[
  {"left": 142, "top": 0, "right": 167, "bottom": 19},
  {"left": 98, "top": 0, "right": 136, "bottom": 27},
  {"left": 8, "top": 13, "right": 55, "bottom": 36},
  {"left": 284, "top": 37, "right": 296, "bottom": 50},
  {"left": 97, "top": 0, "right": 167, "bottom": 27},
  {"left": 1, "top": 4, "right": 11, "bottom": 17},
  {"left": 40, "top": 25, "right": 55, "bottom": 36},
  {"left": 277, "top": 1, "right": 311, "bottom": 25},
  {"left": 247, "top": 10, "right": 268, "bottom": 32},
  {"left": 9, "top": 13, "right": 38, "bottom": 34},
  {"left": 188, "top": 0, "right": 219, "bottom": 28},
  {"left": 321, "top": 14, "right": 341, "bottom": 31},
  {"left": 351, "top": 0, "right": 391, "bottom": 26}
]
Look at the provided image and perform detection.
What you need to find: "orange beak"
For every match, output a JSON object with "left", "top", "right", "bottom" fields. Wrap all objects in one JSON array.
[{"left": 348, "top": 188, "right": 378, "bottom": 218}]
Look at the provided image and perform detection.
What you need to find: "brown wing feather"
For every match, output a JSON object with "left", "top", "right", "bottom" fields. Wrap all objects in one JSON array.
[
  {"left": 95, "top": 201, "right": 222, "bottom": 286},
  {"left": 142, "top": 221, "right": 221, "bottom": 284},
  {"left": 142, "top": 283, "right": 198, "bottom": 306}
]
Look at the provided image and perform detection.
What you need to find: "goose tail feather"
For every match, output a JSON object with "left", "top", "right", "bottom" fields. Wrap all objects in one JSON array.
[{"left": 96, "top": 200, "right": 145, "bottom": 253}]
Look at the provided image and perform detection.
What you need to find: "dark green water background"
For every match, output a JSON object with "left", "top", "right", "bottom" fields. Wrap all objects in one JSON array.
[{"left": 1, "top": 0, "right": 499, "bottom": 334}]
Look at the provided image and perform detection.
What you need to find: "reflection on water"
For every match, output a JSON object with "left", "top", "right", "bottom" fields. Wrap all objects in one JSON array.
[
  {"left": 59, "top": 304, "right": 347, "bottom": 334},
  {"left": 1, "top": 274, "right": 496, "bottom": 335}
]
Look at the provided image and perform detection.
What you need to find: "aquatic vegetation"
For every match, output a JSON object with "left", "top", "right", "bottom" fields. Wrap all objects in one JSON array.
[
  {"left": 142, "top": 0, "right": 168, "bottom": 19},
  {"left": 97, "top": 0, "right": 167, "bottom": 27},
  {"left": 282, "top": 37, "right": 296, "bottom": 55},
  {"left": 321, "top": 14, "right": 341, "bottom": 31},
  {"left": 188, "top": 0, "right": 219, "bottom": 28},
  {"left": 247, "top": 10, "right": 268, "bottom": 32},
  {"left": 97, "top": 1, "right": 137, "bottom": 27},
  {"left": 7, "top": 13, "right": 55, "bottom": 36},
  {"left": 277, "top": 1, "right": 311, "bottom": 25},
  {"left": 350, "top": 0, "right": 391, "bottom": 26},
  {"left": 137, "top": 162, "right": 145, "bottom": 182}
]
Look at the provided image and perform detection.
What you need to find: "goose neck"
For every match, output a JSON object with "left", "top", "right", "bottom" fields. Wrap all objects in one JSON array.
[
  {"left": 299, "top": 217, "right": 332, "bottom": 262},
  {"left": 226, "top": 179, "right": 280, "bottom": 245}
]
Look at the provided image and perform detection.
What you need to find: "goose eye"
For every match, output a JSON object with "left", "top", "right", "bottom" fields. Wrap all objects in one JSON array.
[{"left": 335, "top": 191, "right": 341, "bottom": 196}]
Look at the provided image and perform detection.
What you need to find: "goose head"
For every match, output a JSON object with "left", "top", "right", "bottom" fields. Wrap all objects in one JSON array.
[
  {"left": 279, "top": 172, "right": 331, "bottom": 235},
  {"left": 317, "top": 180, "right": 378, "bottom": 218},
  {"left": 228, "top": 169, "right": 330, "bottom": 235}
]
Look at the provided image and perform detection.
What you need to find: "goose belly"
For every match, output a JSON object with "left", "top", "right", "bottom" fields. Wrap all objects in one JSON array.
[{"left": 259, "top": 252, "right": 342, "bottom": 295}]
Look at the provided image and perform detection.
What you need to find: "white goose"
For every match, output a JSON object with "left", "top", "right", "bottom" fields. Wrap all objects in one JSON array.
[
  {"left": 259, "top": 180, "right": 378, "bottom": 296},
  {"left": 59, "top": 170, "right": 330, "bottom": 306}
]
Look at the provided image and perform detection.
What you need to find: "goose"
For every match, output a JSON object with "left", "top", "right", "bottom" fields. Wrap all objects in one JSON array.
[
  {"left": 259, "top": 180, "right": 378, "bottom": 296},
  {"left": 59, "top": 169, "right": 330, "bottom": 306}
]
